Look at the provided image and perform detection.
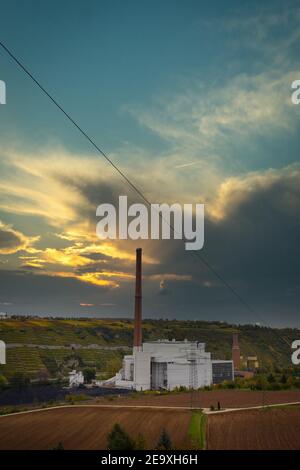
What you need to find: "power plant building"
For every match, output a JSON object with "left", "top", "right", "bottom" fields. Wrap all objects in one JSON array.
[{"left": 114, "top": 248, "right": 234, "bottom": 391}]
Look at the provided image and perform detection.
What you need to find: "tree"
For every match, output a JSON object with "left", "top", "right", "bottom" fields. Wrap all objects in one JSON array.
[
  {"left": 135, "top": 433, "right": 146, "bottom": 450},
  {"left": 51, "top": 442, "right": 64, "bottom": 450},
  {"left": 287, "top": 376, "right": 296, "bottom": 388},
  {"left": 36, "top": 368, "right": 50, "bottom": 384},
  {"left": 10, "top": 372, "right": 30, "bottom": 390},
  {"left": 107, "top": 423, "right": 135, "bottom": 450},
  {"left": 106, "top": 357, "right": 122, "bottom": 378},
  {"left": 280, "top": 374, "right": 287, "bottom": 384},
  {"left": 267, "top": 373, "right": 276, "bottom": 384},
  {"left": 0, "top": 374, "right": 8, "bottom": 390},
  {"left": 253, "top": 376, "right": 268, "bottom": 390},
  {"left": 156, "top": 428, "right": 172, "bottom": 450},
  {"left": 83, "top": 368, "right": 96, "bottom": 383}
]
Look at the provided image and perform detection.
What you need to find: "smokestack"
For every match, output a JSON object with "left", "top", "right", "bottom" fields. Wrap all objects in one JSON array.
[
  {"left": 232, "top": 333, "right": 240, "bottom": 370},
  {"left": 133, "top": 248, "right": 142, "bottom": 350}
]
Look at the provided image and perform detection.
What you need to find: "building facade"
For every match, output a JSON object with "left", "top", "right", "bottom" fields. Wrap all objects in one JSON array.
[{"left": 115, "top": 339, "right": 233, "bottom": 391}]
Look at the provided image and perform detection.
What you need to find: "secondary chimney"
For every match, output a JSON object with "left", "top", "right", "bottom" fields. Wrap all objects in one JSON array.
[
  {"left": 133, "top": 248, "right": 142, "bottom": 350},
  {"left": 232, "top": 333, "right": 240, "bottom": 370}
]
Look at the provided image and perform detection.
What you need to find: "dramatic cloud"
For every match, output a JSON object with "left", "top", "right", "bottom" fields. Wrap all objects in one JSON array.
[
  {"left": 0, "top": 221, "right": 39, "bottom": 255},
  {"left": 1, "top": 4, "right": 300, "bottom": 325}
]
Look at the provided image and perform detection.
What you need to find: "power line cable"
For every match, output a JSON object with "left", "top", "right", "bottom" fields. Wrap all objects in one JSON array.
[{"left": 0, "top": 40, "right": 256, "bottom": 316}]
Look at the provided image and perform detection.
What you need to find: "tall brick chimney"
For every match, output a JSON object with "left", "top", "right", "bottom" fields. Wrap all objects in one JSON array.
[
  {"left": 133, "top": 248, "right": 142, "bottom": 351},
  {"left": 232, "top": 333, "right": 240, "bottom": 370}
]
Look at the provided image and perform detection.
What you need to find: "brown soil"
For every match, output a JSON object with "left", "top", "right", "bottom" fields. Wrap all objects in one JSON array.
[
  {"left": 0, "top": 406, "right": 191, "bottom": 450},
  {"left": 96, "top": 389, "right": 300, "bottom": 409},
  {"left": 207, "top": 407, "right": 300, "bottom": 449}
]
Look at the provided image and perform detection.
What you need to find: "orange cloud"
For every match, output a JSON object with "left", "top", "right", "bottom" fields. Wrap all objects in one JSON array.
[{"left": 0, "top": 221, "right": 39, "bottom": 255}]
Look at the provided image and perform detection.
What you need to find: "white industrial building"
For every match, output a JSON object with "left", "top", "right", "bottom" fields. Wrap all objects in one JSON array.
[
  {"left": 115, "top": 340, "right": 233, "bottom": 391},
  {"left": 112, "top": 249, "right": 234, "bottom": 391}
]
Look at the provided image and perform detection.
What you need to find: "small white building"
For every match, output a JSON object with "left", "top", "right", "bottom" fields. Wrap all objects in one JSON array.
[
  {"left": 115, "top": 339, "right": 233, "bottom": 391},
  {"left": 69, "top": 370, "right": 84, "bottom": 388},
  {"left": 0, "top": 340, "right": 6, "bottom": 365}
]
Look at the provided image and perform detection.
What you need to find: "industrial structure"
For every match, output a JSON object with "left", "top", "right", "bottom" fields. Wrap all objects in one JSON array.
[
  {"left": 114, "top": 248, "right": 234, "bottom": 391},
  {"left": 232, "top": 333, "right": 241, "bottom": 370}
]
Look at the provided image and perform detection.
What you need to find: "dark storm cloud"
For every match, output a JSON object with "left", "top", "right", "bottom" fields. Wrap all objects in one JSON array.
[
  {"left": 147, "top": 167, "right": 300, "bottom": 326},
  {"left": 2, "top": 164, "right": 300, "bottom": 326},
  {"left": 49, "top": 163, "right": 300, "bottom": 326},
  {"left": 0, "top": 222, "right": 35, "bottom": 254},
  {"left": 0, "top": 269, "right": 123, "bottom": 317},
  {"left": 54, "top": 171, "right": 136, "bottom": 224}
]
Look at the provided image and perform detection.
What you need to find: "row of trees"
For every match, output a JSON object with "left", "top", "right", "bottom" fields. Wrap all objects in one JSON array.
[
  {"left": 107, "top": 424, "right": 172, "bottom": 450},
  {"left": 51, "top": 425, "right": 172, "bottom": 451},
  {"left": 214, "top": 373, "right": 300, "bottom": 391}
]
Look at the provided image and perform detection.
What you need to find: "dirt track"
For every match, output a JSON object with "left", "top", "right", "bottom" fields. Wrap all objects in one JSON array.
[
  {"left": 0, "top": 406, "right": 191, "bottom": 450},
  {"left": 207, "top": 407, "right": 300, "bottom": 449}
]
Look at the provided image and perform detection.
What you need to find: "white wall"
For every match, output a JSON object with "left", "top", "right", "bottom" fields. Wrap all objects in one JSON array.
[
  {"left": 0, "top": 340, "right": 6, "bottom": 364},
  {"left": 143, "top": 341, "right": 206, "bottom": 358},
  {"left": 167, "top": 363, "right": 190, "bottom": 390},
  {"left": 134, "top": 351, "right": 151, "bottom": 391}
]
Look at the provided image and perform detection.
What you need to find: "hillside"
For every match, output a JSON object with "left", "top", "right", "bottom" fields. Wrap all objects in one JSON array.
[{"left": 0, "top": 318, "right": 299, "bottom": 380}]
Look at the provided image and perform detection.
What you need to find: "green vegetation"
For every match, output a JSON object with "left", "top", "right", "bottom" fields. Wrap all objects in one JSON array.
[
  {"left": 156, "top": 428, "right": 172, "bottom": 450},
  {"left": 0, "top": 317, "right": 299, "bottom": 385},
  {"left": 0, "top": 374, "right": 8, "bottom": 389},
  {"left": 0, "top": 345, "right": 123, "bottom": 381},
  {"left": 83, "top": 368, "right": 96, "bottom": 383},
  {"left": 107, "top": 423, "right": 135, "bottom": 450},
  {"left": 65, "top": 393, "right": 89, "bottom": 404},
  {"left": 135, "top": 433, "right": 146, "bottom": 450},
  {"left": 0, "top": 406, "right": 29, "bottom": 415},
  {"left": 10, "top": 372, "right": 30, "bottom": 390},
  {"left": 189, "top": 411, "right": 206, "bottom": 449},
  {"left": 51, "top": 442, "right": 64, "bottom": 450},
  {"left": 211, "top": 372, "right": 300, "bottom": 391}
]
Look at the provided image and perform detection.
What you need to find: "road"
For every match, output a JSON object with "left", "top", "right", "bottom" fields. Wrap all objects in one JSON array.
[{"left": 1, "top": 401, "right": 300, "bottom": 418}]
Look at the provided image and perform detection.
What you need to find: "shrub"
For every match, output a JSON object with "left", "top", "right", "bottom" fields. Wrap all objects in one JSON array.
[
  {"left": 0, "top": 374, "right": 8, "bottom": 390},
  {"left": 107, "top": 423, "right": 135, "bottom": 450},
  {"left": 156, "top": 428, "right": 172, "bottom": 450},
  {"left": 10, "top": 372, "right": 30, "bottom": 390},
  {"left": 83, "top": 368, "right": 96, "bottom": 383},
  {"left": 51, "top": 442, "right": 64, "bottom": 450},
  {"left": 135, "top": 433, "right": 146, "bottom": 450},
  {"left": 65, "top": 393, "right": 88, "bottom": 403}
]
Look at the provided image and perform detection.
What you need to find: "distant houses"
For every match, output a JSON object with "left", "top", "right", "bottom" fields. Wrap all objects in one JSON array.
[
  {"left": 0, "top": 313, "right": 9, "bottom": 320},
  {"left": 68, "top": 370, "right": 84, "bottom": 388}
]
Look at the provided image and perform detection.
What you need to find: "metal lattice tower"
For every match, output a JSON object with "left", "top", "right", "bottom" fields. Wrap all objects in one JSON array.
[{"left": 188, "top": 346, "right": 198, "bottom": 408}]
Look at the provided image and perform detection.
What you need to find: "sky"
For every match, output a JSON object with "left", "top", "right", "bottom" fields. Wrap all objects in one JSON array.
[{"left": 0, "top": 0, "right": 300, "bottom": 326}]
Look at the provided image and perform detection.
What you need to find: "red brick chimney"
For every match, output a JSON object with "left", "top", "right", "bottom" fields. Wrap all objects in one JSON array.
[
  {"left": 133, "top": 248, "right": 142, "bottom": 350},
  {"left": 232, "top": 333, "right": 240, "bottom": 370}
]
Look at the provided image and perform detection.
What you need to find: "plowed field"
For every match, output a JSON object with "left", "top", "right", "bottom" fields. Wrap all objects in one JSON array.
[
  {"left": 0, "top": 406, "right": 191, "bottom": 450},
  {"left": 207, "top": 407, "right": 300, "bottom": 449},
  {"left": 96, "top": 390, "right": 300, "bottom": 408}
]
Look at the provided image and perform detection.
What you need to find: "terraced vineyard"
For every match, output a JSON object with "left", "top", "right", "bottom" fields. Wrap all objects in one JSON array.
[
  {"left": 0, "top": 318, "right": 299, "bottom": 380},
  {"left": 0, "top": 346, "right": 125, "bottom": 379}
]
